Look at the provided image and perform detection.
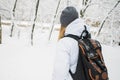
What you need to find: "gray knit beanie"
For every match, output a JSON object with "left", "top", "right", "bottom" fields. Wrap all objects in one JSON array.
[{"left": 60, "top": 6, "right": 79, "bottom": 27}]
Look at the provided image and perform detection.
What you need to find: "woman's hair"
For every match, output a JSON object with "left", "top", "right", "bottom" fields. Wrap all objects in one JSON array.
[{"left": 58, "top": 26, "right": 66, "bottom": 40}]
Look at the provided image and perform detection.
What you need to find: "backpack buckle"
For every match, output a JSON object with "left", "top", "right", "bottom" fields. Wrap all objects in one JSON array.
[{"left": 87, "top": 51, "right": 98, "bottom": 59}]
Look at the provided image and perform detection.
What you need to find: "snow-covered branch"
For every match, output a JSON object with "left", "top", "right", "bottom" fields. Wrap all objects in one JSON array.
[
  {"left": 96, "top": 0, "right": 120, "bottom": 36},
  {"left": 0, "top": 8, "right": 10, "bottom": 13},
  {"left": 80, "top": 0, "right": 92, "bottom": 18}
]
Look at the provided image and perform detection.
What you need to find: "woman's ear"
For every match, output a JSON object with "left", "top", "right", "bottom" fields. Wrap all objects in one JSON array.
[{"left": 58, "top": 26, "right": 66, "bottom": 40}]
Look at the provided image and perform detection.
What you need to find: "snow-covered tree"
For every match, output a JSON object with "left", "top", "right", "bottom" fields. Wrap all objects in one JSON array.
[
  {"left": 10, "top": 0, "right": 18, "bottom": 37},
  {"left": 0, "top": 16, "right": 1, "bottom": 44},
  {"left": 48, "top": 0, "right": 62, "bottom": 40},
  {"left": 31, "top": 0, "right": 40, "bottom": 45}
]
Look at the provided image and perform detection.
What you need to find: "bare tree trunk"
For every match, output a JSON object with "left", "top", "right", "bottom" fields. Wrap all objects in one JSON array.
[
  {"left": 48, "top": 0, "right": 62, "bottom": 40},
  {"left": 0, "top": 16, "right": 2, "bottom": 44},
  {"left": 31, "top": 0, "right": 40, "bottom": 45},
  {"left": 96, "top": 0, "right": 120, "bottom": 36},
  {"left": 10, "top": 0, "right": 18, "bottom": 37}
]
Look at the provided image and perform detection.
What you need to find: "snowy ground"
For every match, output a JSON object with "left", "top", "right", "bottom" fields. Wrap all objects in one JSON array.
[{"left": 0, "top": 25, "right": 120, "bottom": 80}]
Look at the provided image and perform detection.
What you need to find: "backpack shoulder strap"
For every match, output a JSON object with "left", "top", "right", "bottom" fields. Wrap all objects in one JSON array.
[{"left": 65, "top": 34, "right": 80, "bottom": 41}]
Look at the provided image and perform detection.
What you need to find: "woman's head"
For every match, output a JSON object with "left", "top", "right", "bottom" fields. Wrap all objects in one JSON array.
[{"left": 58, "top": 6, "right": 79, "bottom": 40}]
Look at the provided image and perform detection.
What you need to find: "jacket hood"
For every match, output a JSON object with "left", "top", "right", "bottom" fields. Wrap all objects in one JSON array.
[{"left": 65, "top": 18, "right": 90, "bottom": 37}]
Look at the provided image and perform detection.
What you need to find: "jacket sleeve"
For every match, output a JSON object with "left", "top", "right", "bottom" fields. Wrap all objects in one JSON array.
[{"left": 52, "top": 39, "right": 72, "bottom": 80}]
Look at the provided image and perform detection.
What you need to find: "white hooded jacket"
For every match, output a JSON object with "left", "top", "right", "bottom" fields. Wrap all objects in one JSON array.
[{"left": 52, "top": 18, "right": 90, "bottom": 80}]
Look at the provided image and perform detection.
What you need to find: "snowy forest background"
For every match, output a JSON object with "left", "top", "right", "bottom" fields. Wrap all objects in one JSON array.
[
  {"left": 0, "top": 0, "right": 120, "bottom": 46},
  {"left": 0, "top": 0, "right": 120, "bottom": 80}
]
